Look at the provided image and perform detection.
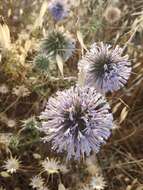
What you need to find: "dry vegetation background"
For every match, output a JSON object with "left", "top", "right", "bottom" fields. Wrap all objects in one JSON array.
[{"left": 0, "top": 0, "right": 143, "bottom": 190}]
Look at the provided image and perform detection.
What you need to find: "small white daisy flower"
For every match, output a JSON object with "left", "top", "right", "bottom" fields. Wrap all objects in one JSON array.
[
  {"left": 41, "top": 157, "right": 68, "bottom": 176},
  {"left": 30, "top": 175, "right": 44, "bottom": 189},
  {"left": 41, "top": 157, "right": 60, "bottom": 175},
  {"left": 90, "top": 175, "right": 106, "bottom": 190},
  {"left": 3, "top": 156, "right": 20, "bottom": 174}
]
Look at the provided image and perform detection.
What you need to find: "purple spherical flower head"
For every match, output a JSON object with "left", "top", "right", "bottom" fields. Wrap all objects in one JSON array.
[
  {"left": 48, "top": 0, "right": 69, "bottom": 21},
  {"left": 40, "top": 86, "right": 113, "bottom": 160},
  {"left": 78, "top": 42, "right": 132, "bottom": 93}
]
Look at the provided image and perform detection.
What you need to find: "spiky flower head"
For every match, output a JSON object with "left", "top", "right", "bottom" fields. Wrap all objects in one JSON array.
[
  {"left": 41, "top": 157, "right": 60, "bottom": 175},
  {"left": 21, "top": 116, "right": 40, "bottom": 130},
  {"left": 34, "top": 54, "right": 50, "bottom": 71},
  {"left": 40, "top": 31, "right": 75, "bottom": 61},
  {"left": 30, "top": 175, "right": 44, "bottom": 189},
  {"left": 41, "top": 157, "right": 68, "bottom": 175},
  {"left": 48, "top": 0, "right": 69, "bottom": 21},
  {"left": 3, "top": 156, "right": 20, "bottom": 174},
  {"left": 90, "top": 175, "right": 106, "bottom": 190},
  {"left": 40, "top": 86, "right": 113, "bottom": 160},
  {"left": 78, "top": 42, "right": 131, "bottom": 93}
]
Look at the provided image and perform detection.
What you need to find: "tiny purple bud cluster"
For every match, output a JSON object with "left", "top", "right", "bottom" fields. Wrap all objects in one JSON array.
[{"left": 48, "top": 0, "right": 69, "bottom": 21}]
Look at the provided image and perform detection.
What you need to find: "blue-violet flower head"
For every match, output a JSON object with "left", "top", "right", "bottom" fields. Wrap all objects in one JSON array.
[
  {"left": 78, "top": 42, "right": 132, "bottom": 93},
  {"left": 40, "top": 86, "right": 113, "bottom": 160},
  {"left": 48, "top": 0, "right": 69, "bottom": 21}
]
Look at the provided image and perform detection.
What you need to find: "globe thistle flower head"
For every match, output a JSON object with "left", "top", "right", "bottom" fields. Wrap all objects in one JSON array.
[
  {"left": 40, "top": 31, "right": 75, "bottom": 61},
  {"left": 48, "top": 0, "right": 69, "bottom": 21},
  {"left": 78, "top": 42, "right": 131, "bottom": 93},
  {"left": 40, "top": 86, "right": 113, "bottom": 160},
  {"left": 104, "top": 6, "right": 121, "bottom": 24}
]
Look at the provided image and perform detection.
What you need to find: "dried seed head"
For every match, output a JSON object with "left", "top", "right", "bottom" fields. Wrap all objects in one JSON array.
[{"left": 104, "top": 6, "right": 121, "bottom": 24}]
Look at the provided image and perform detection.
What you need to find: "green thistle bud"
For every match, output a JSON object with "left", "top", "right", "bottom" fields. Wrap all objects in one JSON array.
[
  {"left": 40, "top": 31, "right": 75, "bottom": 61},
  {"left": 34, "top": 54, "right": 50, "bottom": 71}
]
